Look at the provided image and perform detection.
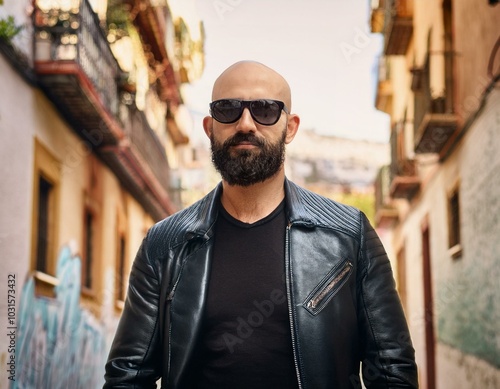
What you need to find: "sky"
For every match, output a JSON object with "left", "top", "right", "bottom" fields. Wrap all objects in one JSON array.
[{"left": 170, "top": 0, "right": 390, "bottom": 144}]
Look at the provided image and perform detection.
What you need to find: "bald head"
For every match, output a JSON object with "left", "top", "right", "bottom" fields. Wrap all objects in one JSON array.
[{"left": 212, "top": 61, "right": 293, "bottom": 111}]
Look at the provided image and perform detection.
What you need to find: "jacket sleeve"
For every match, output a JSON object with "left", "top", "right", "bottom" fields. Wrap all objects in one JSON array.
[
  {"left": 104, "top": 236, "right": 162, "bottom": 388},
  {"left": 357, "top": 213, "right": 419, "bottom": 388}
]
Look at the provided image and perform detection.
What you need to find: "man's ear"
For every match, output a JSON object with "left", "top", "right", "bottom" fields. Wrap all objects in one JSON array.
[
  {"left": 285, "top": 114, "right": 300, "bottom": 144},
  {"left": 203, "top": 116, "right": 213, "bottom": 138}
]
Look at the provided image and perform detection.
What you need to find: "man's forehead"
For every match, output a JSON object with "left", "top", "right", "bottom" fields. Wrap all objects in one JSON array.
[
  {"left": 215, "top": 63, "right": 279, "bottom": 87},
  {"left": 213, "top": 77, "right": 278, "bottom": 98}
]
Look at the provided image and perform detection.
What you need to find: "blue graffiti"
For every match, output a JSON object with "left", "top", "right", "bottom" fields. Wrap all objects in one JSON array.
[{"left": 12, "top": 246, "right": 106, "bottom": 388}]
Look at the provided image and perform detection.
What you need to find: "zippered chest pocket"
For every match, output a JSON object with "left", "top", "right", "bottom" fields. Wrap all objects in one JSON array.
[{"left": 303, "top": 260, "right": 353, "bottom": 315}]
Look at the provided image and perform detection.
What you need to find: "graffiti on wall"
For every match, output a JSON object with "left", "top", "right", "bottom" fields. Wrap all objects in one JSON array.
[{"left": 12, "top": 246, "right": 106, "bottom": 389}]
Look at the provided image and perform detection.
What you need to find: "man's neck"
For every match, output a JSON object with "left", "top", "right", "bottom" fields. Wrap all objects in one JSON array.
[{"left": 220, "top": 171, "right": 286, "bottom": 224}]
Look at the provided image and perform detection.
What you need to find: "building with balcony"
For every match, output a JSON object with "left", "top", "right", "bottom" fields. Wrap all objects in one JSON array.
[
  {"left": 371, "top": 0, "right": 500, "bottom": 388},
  {"left": 0, "top": 0, "right": 204, "bottom": 387}
]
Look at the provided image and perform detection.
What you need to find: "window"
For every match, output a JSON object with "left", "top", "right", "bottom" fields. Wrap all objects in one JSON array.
[
  {"left": 82, "top": 208, "right": 95, "bottom": 290},
  {"left": 32, "top": 139, "right": 60, "bottom": 277},
  {"left": 36, "top": 176, "right": 53, "bottom": 272},
  {"left": 448, "top": 187, "right": 462, "bottom": 258},
  {"left": 116, "top": 234, "right": 127, "bottom": 306},
  {"left": 81, "top": 155, "right": 102, "bottom": 297},
  {"left": 115, "top": 195, "right": 128, "bottom": 309}
]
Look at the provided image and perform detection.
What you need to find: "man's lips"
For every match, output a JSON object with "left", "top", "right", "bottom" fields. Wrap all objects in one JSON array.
[{"left": 232, "top": 141, "right": 259, "bottom": 147}]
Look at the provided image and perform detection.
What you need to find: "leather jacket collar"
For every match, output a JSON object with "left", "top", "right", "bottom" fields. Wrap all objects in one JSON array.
[{"left": 184, "top": 178, "right": 355, "bottom": 239}]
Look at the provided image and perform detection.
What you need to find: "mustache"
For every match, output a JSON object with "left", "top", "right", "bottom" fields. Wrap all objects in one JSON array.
[{"left": 223, "top": 132, "right": 266, "bottom": 148}]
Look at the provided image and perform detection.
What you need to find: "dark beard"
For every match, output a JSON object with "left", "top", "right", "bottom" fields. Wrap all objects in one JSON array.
[{"left": 210, "top": 130, "right": 287, "bottom": 187}]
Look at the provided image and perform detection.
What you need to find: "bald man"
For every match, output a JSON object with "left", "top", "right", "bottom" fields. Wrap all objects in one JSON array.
[{"left": 104, "top": 61, "right": 418, "bottom": 389}]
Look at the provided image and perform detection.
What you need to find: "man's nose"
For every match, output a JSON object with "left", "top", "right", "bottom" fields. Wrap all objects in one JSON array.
[{"left": 235, "top": 108, "right": 257, "bottom": 131}]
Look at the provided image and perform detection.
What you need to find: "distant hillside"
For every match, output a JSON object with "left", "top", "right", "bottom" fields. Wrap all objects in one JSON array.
[{"left": 286, "top": 129, "right": 390, "bottom": 191}]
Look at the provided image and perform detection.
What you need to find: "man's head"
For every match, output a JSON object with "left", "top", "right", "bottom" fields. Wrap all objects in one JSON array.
[
  {"left": 211, "top": 61, "right": 293, "bottom": 110},
  {"left": 203, "top": 61, "right": 300, "bottom": 186}
]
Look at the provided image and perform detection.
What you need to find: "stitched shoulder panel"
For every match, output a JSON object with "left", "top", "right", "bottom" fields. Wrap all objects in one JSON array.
[
  {"left": 288, "top": 181, "right": 362, "bottom": 238},
  {"left": 146, "top": 187, "right": 219, "bottom": 257}
]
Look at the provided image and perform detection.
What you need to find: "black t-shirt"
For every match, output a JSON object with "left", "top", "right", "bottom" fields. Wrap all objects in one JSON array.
[{"left": 184, "top": 200, "right": 299, "bottom": 389}]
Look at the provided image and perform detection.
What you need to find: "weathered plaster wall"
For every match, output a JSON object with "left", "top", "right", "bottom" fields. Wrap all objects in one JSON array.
[
  {"left": 0, "top": 52, "right": 38, "bottom": 389},
  {"left": 436, "top": 90, "right": 500, "bottom": 368},
  {"left": 401, "top": 89, "right": 500, "bottom": 388}
]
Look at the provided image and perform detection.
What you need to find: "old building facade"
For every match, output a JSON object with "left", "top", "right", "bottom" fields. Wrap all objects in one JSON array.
[
  {"left": 0, "top": 0, "right": 204, "bottom": 387},
  {"left": 371, "top": 0, "right": 499, "bottom": 388}
]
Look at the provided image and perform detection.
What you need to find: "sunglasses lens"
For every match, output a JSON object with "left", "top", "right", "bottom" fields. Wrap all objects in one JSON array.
[
  {"left": 210, "top": 99, "right": 285, "bottom": 125},
  {"left": 211, "top": 100, "right": 242, "bottom": 123},
  {"left": 250, "top": 100, "right": 282, "bottom": 125}
]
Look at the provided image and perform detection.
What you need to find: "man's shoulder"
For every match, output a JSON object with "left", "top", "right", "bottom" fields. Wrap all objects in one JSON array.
[
  {"left": 287, "top": 181, "right": 364, "bottom": 237},
  {"left": 147, "top": 188, "right": 218, "bottom": 248}
]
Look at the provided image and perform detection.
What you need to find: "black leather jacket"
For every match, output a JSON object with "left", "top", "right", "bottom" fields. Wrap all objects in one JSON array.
[{"left": 104, "top": 180, "right": 418, "bottom": 388}]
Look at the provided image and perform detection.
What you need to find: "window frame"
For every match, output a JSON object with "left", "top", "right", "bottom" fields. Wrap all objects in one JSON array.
[
  {"left": 31, "top": 139, "right": 61, "bottom": 296},
  {"left": 447, "top": 182, "right": 462, "bottom": 259},
  {"left": 31, "top": 139, "right": 61, "bottom": 275}
]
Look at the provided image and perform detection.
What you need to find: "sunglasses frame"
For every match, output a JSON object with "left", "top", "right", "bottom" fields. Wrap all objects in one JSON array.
[{"left": 209, "top": 99, "right": 289, "bottom": 126}]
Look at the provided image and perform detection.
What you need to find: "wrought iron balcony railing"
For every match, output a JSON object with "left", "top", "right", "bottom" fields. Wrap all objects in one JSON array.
[
  {"left": 389, "top": 121, "right": 420, "bottom": 200},
  {"left": 126, "top": 106, "right": 171, "bottom": 193},
  {"left": 371, "top": 0, "right": 413, "bottom": 55},
  {"left": 375, "top": 56, "right": 393, "bottom": 114},
  {"left": 374, "top": 165, "right": 399, "bottom": 228},
  {"left": 33, "top": 0, "right": 121, "bottom": 144},
  {"left": 412, "top": 55, "right": 458, "bottom": 155},
  {"left": 389, "top": 158, "right": 420, "bottom": 199},
  {"left": 99, "top": 104, "right": 177, "bottom": 219}
]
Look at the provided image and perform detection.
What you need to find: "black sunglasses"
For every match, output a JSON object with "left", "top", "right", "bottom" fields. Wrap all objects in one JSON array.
[{"left": 209, "top": 99, "right": 289, "bottom": 126}]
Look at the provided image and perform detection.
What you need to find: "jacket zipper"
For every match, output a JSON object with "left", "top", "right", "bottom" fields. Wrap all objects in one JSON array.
[
  {"left": 306, "top": 260, "right": 353, "bottom": 311},
  {"left": 285, "top": 223, "right": 304, "bottom": 389}
]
